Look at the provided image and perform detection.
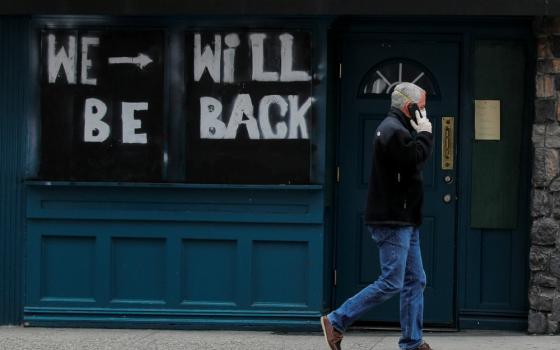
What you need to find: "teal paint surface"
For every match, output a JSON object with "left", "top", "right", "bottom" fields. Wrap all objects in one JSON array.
[
  {"left": 182, "top": 240, "right": 237, "bottom": 303},
  {"left": 4, "top": 15, "right": 532, "bottom": 331},
  {"left": 0, "top": 16, "right": 28, "bottom": 325},
  {"left": 25, "top": 183, "right": 325, "bottom": 328},
  {"left": 20, "top": 15, "right": 332, "bottom": 329}
]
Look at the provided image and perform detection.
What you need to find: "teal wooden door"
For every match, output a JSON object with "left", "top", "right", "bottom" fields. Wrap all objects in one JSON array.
[{"left": 335, "top": 34, "right": 459, "bottom": 326}]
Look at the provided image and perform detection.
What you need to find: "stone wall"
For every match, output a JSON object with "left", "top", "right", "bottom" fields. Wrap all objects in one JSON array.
[{"left": 530, "top": 17, "right": 560, "bottom": 334}]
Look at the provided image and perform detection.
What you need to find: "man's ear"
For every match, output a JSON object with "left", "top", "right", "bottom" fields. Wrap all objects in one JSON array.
[{"left": 402, "top": 101, "right": 411, "bottom": 118}]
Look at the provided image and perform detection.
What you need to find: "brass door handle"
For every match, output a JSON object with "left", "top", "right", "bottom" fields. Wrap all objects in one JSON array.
[{"left": 442, "top": 117, "right": 454, "bottom": 170}]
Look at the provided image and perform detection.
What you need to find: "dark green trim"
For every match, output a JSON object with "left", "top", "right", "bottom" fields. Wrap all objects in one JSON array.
[
  {"left": 0, "top": 16, "right": 29, "bottom": 325},
  {"left": 0, "top": 1, "right": 555, "bottom": 16},
  {"left": 25, "top": 180, "right": 323, "bottom": 191}
]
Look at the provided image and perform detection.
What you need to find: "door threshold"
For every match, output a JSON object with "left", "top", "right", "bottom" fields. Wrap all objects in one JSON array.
[{"left": 349, "top": 325, "right": 459, "bottom": 332}]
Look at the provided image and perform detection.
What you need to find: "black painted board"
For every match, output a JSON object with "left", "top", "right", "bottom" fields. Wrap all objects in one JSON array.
[
  {"left": 40, "top": 29, "right": 164, "bottom": 181},
  {"left": 471, "top": 41, "right": 525, "bottom": 229},
  {"left": 185, "top": 30, "right": 313, "bottom": 184}
]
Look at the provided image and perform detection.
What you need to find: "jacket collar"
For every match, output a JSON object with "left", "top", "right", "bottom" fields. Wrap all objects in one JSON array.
[{"left": 388, "top": 107, "right": 414, "bottom": 133}]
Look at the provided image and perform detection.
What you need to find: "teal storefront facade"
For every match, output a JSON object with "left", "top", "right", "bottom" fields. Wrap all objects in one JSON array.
[
  {"left": 0, "top": 6, "right": 545, "bottom": 331},
  {"left": 15, "top": 16, "right": 333, "bottom": 330}
]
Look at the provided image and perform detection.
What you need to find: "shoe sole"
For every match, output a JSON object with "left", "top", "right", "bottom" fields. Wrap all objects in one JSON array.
[{"left": 320, "top": 316, "right": 335, "bottom": 350}]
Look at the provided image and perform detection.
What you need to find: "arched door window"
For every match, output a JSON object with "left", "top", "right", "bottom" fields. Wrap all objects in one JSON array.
[{"left": 358, "top": 58, "right": 440, "bottom": 99}]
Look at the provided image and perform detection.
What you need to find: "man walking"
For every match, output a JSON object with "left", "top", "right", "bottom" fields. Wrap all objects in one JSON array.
[{"left": 321, "top": 82, "right": 434, "bottom": 350}]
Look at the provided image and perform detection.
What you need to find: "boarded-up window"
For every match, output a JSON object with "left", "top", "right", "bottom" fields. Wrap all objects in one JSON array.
[
  {"left": 184, "top": 31, "right": 313, "bottom": 184},
  {"left": 40, "top": 30, "right": 164, "bottom": 181}
]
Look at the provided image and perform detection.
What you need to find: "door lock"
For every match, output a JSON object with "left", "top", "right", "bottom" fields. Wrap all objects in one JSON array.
[{"left": 443, "top": 194, "right": 453, "bottom": 203}]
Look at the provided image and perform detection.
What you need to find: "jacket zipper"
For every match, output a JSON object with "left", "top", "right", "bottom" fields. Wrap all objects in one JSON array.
[{"left": 397, "top": 172, "right": 407, "bottom": 209}]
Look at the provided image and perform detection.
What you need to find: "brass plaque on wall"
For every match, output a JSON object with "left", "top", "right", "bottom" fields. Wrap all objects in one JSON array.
[{"left": 475, "top": 99, "right": 501, "bottom": 140}]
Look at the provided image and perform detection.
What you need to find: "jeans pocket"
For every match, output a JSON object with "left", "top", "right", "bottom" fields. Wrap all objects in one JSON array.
[
  {"left": 368, "top": 225, "right": 392, "bottom": 245},
  {"left": 369, "top": 225, "right": 412, "bottom": 248}
]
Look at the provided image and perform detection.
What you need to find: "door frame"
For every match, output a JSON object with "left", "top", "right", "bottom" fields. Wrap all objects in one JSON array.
[{"left": 329, "top": 16, "right": 535, "bottom": 330}]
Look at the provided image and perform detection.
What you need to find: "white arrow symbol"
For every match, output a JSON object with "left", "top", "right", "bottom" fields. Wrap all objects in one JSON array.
[{"left": 108, "top": 53, "right": 153, "bottom": 69}]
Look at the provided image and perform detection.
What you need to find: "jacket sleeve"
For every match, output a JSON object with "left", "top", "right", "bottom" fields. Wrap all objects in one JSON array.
[{"left": 385, "top": 129, "right": 433, "bottom": 172}]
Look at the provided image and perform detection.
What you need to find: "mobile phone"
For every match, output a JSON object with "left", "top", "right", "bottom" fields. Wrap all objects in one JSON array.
[{"left": 407, "top": 103, "right": 420, "bottom": 123}]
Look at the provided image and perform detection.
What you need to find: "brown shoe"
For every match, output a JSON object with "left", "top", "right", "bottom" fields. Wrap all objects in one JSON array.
[
  {"left": 417, "top": 342, "right": 433, "bottom": 350},
  {"left": 320, "top": 316, "right": 343, "bottom": 350}
]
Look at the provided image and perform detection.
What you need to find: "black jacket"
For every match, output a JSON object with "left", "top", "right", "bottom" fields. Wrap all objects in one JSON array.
[{"left": 364, "top": 107, "right": 433, "bottom": 227}]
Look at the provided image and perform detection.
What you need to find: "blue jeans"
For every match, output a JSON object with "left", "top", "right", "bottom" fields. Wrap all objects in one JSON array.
[{"left": 327, "top": 225, "right": 427, "bottom": 350}]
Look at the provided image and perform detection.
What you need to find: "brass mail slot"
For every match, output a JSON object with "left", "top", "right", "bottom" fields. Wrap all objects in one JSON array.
[{"left": 441, "top": 117, "right": 454, "bottom": 170}]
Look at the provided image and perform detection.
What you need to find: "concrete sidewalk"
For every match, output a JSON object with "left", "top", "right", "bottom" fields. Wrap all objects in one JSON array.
[{"left": 0, "top": 326, "right": 558, "bottom": 350}]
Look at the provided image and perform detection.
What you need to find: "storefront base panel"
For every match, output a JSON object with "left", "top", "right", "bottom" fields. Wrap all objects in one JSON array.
[
  {"left": 25, "top": 183, "right": 325, "bottom": 330},
  {"left": 23, "top": 307, "right": 321, "bottom": 331}
]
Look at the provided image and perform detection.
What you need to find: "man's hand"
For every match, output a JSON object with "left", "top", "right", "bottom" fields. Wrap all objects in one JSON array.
[{"left": 411, "top": 109, "right": 432, "bottom": 134}]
